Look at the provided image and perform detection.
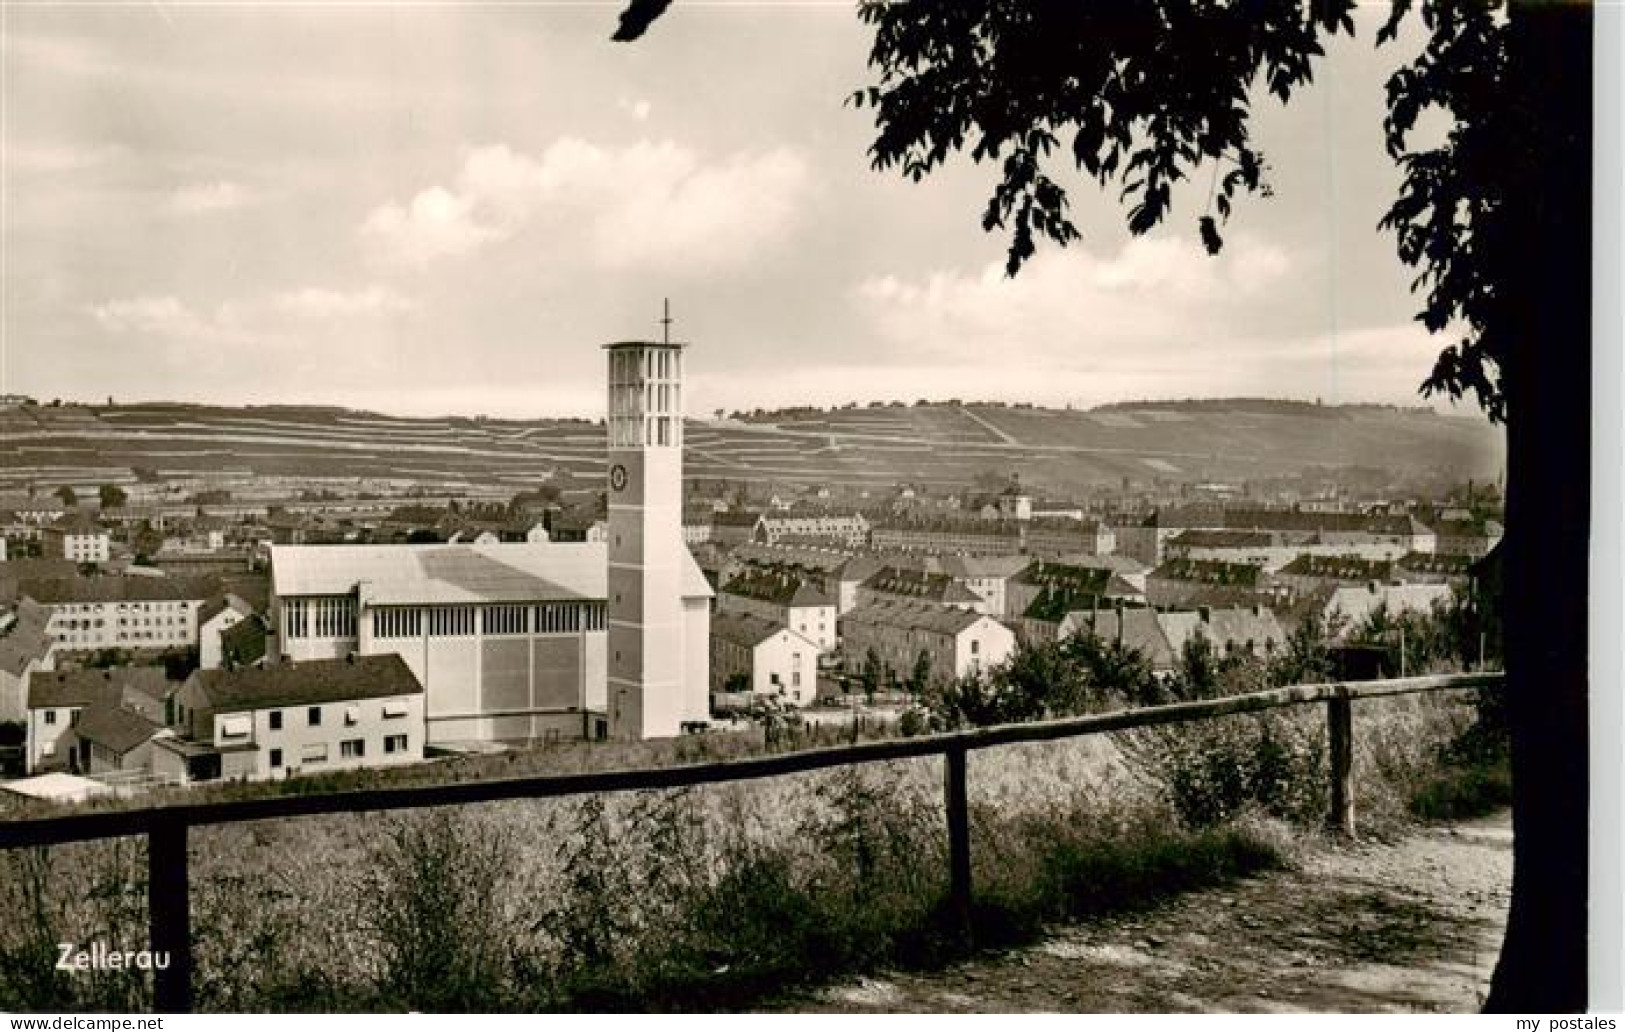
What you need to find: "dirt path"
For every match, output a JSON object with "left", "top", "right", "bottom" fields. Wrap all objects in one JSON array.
[{"left": 783, "top": 812, "right": 1512, "bottom": 1013}]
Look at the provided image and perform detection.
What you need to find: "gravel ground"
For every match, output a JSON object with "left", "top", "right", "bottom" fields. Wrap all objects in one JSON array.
[{"left": 775, "top": 811, "right": 1512, "bottom": 1014}]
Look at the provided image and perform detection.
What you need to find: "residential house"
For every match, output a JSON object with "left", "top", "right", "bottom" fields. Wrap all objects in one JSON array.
[
  {"left": 1157, "top": 605, "right": 1288, "bottom": 662},
  {"left": 716, "top": 568, "right": 837, "bottom": 653},
  {"left": 839, "top": 599, "right": 1015, "bottom": 689},
  {"left": 42, "top": 514, "right": 111, "bottom": 564},
  {"left": 708, "top": 612, "right": 820, "bottom": 706},
  {"left": 19, "top": 575, "right": 211, "bottom": 652},
  {"left": 157, "top": 654, "right": 426, "bottom": 783},
  {"left": 25, "top": 667, "right": 170, "bottom": 772},
  {"left": 0, "top": 598, "right": 56, "bottom": 722},
  {"left": 199, "top": 593, "right": 257, "bottom": 670}
]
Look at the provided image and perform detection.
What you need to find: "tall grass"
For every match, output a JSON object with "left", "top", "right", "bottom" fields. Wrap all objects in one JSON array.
[{"left": 0, "top": 690, "right": 1506, "bottom": 1012}]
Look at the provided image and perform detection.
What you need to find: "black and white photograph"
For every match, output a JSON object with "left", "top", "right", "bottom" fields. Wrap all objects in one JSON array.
[{"left": 0, "top": 0, "right": 1611, "bottom": 1016}]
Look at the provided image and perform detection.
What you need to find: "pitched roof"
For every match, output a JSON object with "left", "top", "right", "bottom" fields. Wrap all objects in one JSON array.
[
  {"left": 861, "top": 566, "right": 981, "bottom": 605},
  {"left": 0, "top": 601, "right": 54, "bottom": 676},
  {"left": 710, "top": 611, "right": 807, "bottom": 649},
  {"left": 189, "top": 653, "right": 422, "bottom": 711},
  {"left": 220, "top": 615, "right": 270, "bottom": 667},
  {"left": 46, "top": 512, "right": 106, "bottom": 535},
  {"left": 29, "top": 666, "right": 172, "bottom": 709},
  {"left": 16, "top": 575, "right": 215, "bottom": 605},
  {"left": 270, "top": 541, "right": 711, "bottom": 604},
  {"left": 1396, "top": 551, "right": 1476, "bottom": 577},
  {"left": 199, "top": 593, "right": 255, "bottom": 626},
  {"left": 73, "top": 704, "right": 162, "bottom": 755},
  {"left": 1279, "top": 554, "right": 1395, "bottom": 581},
  {"left": 1148, "top": 558, "right": 1265, "bottom": 587},
  {"left": 712, "top": 510, "right": 764, "bottom": 528},
  {"left": 935, "top": 554, "right": 1033, "bottom": 579},
  {"left": 1059, "top": 607, "right": 1176, "bottom": 669},
  {"left": 720, "top": 568, "right": 834, "bottom": 608},
  {"left": 841, "top": 599, "right": 987, "bottom": 636},
  {"left": 1049, "top": 553, "right": 1150, "bottom": 576},
  {"left": 1167, "top": 529, "right": 1273, "bottom": 549},
  {"left": 728, "top": 542, "right": 855, "bottom": 574}
]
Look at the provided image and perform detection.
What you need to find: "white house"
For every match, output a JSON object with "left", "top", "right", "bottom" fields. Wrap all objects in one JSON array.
[
  {"left": 715, "top": 568, "right": 838, "bottom": 653},
  {"left": 42, "top": 514, "right": 111, "bottom": 564},
  {"left": 839, "top": 599, "right": 1016, "bottom": 689},
  {"left": 25, "top": 667, "right": 170, "bottom": 773},
  {"left": 19, "top": 575, "right": 209, "bottom": 652},
  {"left": 709, "top": 612, "right": 820, "bottom": 707},
  {"left": 0, "top": 599, "right": 56, "bottom": 723},
  {"left": 156, "top": 654, "right": 426, "bottom": 783},
  {"left": 198, "top": 593, "right": 256, "bottom": 670}
]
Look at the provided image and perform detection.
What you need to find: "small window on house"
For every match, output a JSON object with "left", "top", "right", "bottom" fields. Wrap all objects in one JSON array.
[
  {"left": 344, "top": 705, "right": 360, "bottom": 726},
  {"left": 383, "top": 734, "right": 409, "bottom": 754},
  {"left": 220, "top": 715, "right": 251, "bottom": 738},
  {"left": 308, "top": 706, "right": 322, "bottom": 727},
  {"left": 340, "top": 739, "right": 365, "bottom": 759},
  {"left": 44, "top": 710, "right": 57, "bottom": 726},
  {"left": 382, "top": 701, "right": 409, "bottom": 719},
  {"left": 971, "top": 640, "right": 981, "bottom": 655},
  {"left": 300, "top": 743, "right": 328, "bottom": 764},
  {"left": 269, "top": 748, "right": 283, "bottom": 768},
  {"left": 269, "top": 710, "right": 282, "bottom": 731}
]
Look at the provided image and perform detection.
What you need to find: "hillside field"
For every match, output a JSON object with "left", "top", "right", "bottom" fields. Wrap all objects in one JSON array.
[{"left": 0, "top": 399, "right": 1503, "bottom": 495}]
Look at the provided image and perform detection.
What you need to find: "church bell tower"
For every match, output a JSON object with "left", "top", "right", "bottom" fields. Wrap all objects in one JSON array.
[{"left": 604, "top": 302, "right": 690, "bottom": 739}]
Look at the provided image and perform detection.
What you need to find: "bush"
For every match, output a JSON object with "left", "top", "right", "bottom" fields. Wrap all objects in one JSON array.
[
  {"left": 359, "top": 810, "right": 520, "bottom": 1011},
  {"left": 1118, "top": 710, "right": 1329, "bottom": 829}
]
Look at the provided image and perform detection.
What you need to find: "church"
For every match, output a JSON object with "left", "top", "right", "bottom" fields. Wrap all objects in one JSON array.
[{"left": 269, "top": 326, "right": 712, "bottom": 743}]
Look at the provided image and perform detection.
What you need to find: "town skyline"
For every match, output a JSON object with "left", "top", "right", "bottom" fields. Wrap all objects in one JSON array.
[{"left": 2, "top": 3, "right": 1488, "bottom": 422}]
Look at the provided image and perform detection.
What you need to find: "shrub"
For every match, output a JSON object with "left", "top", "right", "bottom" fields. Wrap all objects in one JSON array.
[
  {"left": 359, "top": 810, "right": 520, "bottom": 1011},
  {"left": 1118, "top": 710, "right": 1329, "bottom": 829}
]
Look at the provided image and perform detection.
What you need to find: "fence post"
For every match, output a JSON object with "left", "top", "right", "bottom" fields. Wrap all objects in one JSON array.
[
  {"left": 944, "top": 743, "right": 972, "bottom": 939},
  {"left": 1327, "top": 690, "right": 1356, "bottom": 838},
  {"left": 148, "top": 814, "right": 192, "bottom": 1013}
]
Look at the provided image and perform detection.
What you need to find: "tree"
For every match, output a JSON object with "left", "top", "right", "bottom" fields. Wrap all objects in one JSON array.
[
  {"left": 98, "top": 484, "right": 127, "bottom": 509},
  {"left": 619, "top": 0, "right": 1591, "bottom": 1008},
  {"left": 53, "top": 485, "right": 76, "bottom": 507}
]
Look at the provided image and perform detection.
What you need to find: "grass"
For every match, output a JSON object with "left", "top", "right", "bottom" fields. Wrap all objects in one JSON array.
[{"left": 0, "top": 690, "right": 1508, "bottom": 1013}]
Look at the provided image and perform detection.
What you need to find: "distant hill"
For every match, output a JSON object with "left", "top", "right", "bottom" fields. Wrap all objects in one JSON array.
[{"left": 0, "top": 399, "right": 1502, "bottom": 496}]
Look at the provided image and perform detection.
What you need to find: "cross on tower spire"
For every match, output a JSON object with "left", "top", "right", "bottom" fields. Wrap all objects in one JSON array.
[{"left": 660, "top": 298, "right": 674, "bottom": 345}]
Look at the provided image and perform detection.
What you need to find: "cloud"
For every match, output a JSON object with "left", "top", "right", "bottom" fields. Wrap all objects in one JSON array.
[
  {"left": 268, "top": 285, "right": 417, "bottom": 319},
  {"left": 4, "top": 142, "right": 128, "bottom": 176},
  {"left": 360, "top": 139, "right": 813, "bottom": 273},
  {"left": 169, "top": 180, "right": 258, "bottom": 214},
  {"left": 845, "top": 235, "right": 1458, "bottom": 406},
  {"left": 360, "top": 186, "right": 502, "bottom": 265},
  {"left": 89, "top": 296, "right": 217, "bottom": 338},
  {"left": 618, "top": 98, "right": 653, "bottom": 121},
  {"left": 854, "top": 234, "right": 1295, "bottom": 365}
]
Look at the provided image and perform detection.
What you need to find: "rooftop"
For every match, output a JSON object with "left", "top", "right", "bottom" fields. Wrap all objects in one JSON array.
[
  {"left": 270, "top": 541, "right": 712, "bottom": 605},
  {"left": 29, "top": 666, "right": 173, "bottom": 710},
  {"left": 189, "top": 653, "right": 423, "bottom": 712},
  {"left": 842, "top": 599, "right": 987, "bottom": 636},
  {"left": 710, "top": 611, "right": 805, "bottom": 649}
]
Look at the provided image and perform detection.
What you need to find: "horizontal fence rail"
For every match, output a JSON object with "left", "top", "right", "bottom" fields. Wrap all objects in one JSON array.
[{"left": 0, "top": 671, "right": 1502, "bottom": 1012}]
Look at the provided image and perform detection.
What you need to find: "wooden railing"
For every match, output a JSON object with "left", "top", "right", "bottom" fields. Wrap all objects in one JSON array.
[{"left": 0, "top": 672, "right": 1502, "bottom": 1013}]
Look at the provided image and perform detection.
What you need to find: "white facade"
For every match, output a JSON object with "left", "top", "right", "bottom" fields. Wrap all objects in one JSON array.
[
  {"left": 49, "top": 529, "right": 111, "bottom": 563},
  {"left": 271, "top": 540, "right": 710, "bottom": 744},
  {"left": 605, "top": 339, "right": 709, "bottom": 738},
  {"left": 199, "top": 598, "right": 252, "bottom": 670},
  {"left": 840, "top": 601, "right": 1016, "bottom": 688},
  {"left": 710, "top": 617, "right": 819, "bottom": 706},
  {"left": 177, "top": 692, "right": 425, "bottom": 782},
  {"left": 35, "top": 595, "right": 203, "bottom": 652}
]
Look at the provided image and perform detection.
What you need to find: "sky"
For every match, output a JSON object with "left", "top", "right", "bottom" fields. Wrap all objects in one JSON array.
[{"left": 0, "top": 1, "right": 1492, "bottom": 422}]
